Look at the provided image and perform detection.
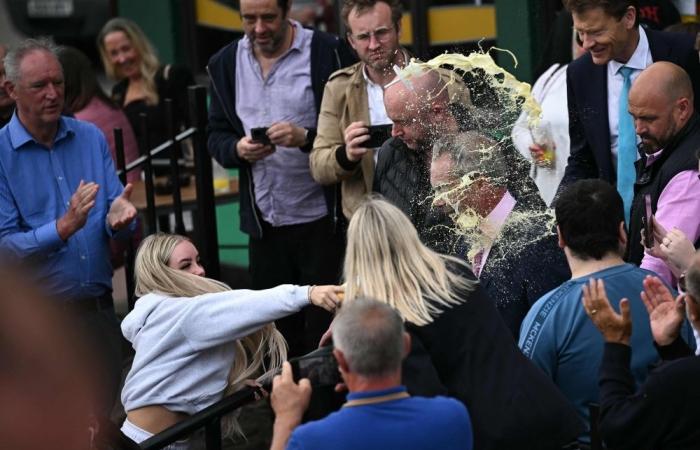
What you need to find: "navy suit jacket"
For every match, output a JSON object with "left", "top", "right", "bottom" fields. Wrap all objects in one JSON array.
[
  {"left": 479, "top": 198, "right": 571, "bottom": 338},
  {"left": 560, "top": 29, "right": 700, "bottom": 187}
]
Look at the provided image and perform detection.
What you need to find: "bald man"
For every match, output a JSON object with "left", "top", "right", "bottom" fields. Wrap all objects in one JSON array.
[
  {"left": 0, "top": 44, "right": 14, "bottom": 127},
  {"left": 625, "top": 61, "right": 700, "bottom": 285},
  {"left": 371, "top": 69, "right": 461, "bottom": 235}
]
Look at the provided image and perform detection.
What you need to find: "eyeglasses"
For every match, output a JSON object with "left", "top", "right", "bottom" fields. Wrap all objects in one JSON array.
[{"left": 349, "top": 26, "right": 394, "bottom": 43}]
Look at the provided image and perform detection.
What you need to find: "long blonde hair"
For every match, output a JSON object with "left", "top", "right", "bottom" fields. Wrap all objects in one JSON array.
[
  {"left": 344, "top": 197, "right": 475, "bottom": 326},
  {"left": 97, "top": 17, "right": 161, "bottom": 105},
  {"left": 134, "top": 233, "right": 286, "bottom": 437}
]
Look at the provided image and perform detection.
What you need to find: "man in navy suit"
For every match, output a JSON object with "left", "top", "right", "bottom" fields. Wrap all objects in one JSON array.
[
  {"left": 430, "top": 131, "right": 571, "bottom": 338},
  {"left": 557, "top": 0, "right": 700, "bottom": 192}
]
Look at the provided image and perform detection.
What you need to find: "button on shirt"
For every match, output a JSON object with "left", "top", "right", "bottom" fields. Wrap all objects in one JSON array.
[
  {"left": 235, "top": 21, "right": 327, "bottom": 227},
  {"left": 0, "top": 114, "right": 132, "bottom": 299},
  {"left": 607, "top": 26, "right": 652, "bottom": 169}
]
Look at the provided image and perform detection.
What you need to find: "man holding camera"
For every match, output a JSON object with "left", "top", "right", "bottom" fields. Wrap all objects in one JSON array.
[
  {"left": 207, "top": 0, "right": 354, "bottom": 357},
  {"left": 310, "top": 0, "right": 408, "bottom": 219},
  {"left": 270, "top": 299, "right": 473, "bottom": 450},
  {"left": 624, "top": 62, "right": 700, "bottom": 286}
]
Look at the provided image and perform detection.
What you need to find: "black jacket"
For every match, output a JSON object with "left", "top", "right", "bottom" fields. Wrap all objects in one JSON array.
[
  {"left": 477, "top": 199, "right": 571, "bottom": 338},
  {"left": 626, "top": 113, "right": 700, "bottom": 265},
  {"left": 206, "top": 31, "right": 355, "bottom": 238},
  {"left": 599, "top": 339, "right": 700, "bottom": 449},
  {"left": 403, "top": 264, "right": 584, "bottom": 450}
]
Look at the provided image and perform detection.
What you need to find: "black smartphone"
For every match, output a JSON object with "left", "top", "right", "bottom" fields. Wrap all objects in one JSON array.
[
  {"left": 643, "top": 194, "right": 654, "bottom": 248},
  {"left": 250, "top": 127, "right": 271, "bottom": 145},
  {"left": 364, "top": 124, "right": 393, "bottom": 148},
  {"left": 288, "top": 346, "right": 341, "bottom": 388}
]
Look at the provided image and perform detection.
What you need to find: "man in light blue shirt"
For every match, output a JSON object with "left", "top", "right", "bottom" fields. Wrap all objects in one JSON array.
[{"left": 0, "top": 38, "right": 137, "bottom": 413}]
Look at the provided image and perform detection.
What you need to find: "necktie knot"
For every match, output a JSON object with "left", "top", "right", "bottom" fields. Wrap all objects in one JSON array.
[{"left": 619, "top": 66, "right": 633, "bottom": 81}]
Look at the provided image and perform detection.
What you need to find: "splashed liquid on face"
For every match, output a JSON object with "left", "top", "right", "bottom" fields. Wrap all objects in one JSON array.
[{"left": 392, "top": 49, "right": 557, "bottom": 269}]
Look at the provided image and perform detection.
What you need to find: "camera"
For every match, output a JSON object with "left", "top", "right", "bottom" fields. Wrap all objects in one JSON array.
[
  {"left": 364, "top": 124, "right": 393, "bottom": 148},
  {"left": 288, "top": 346, "right": 341, "bottom": 388},
  {"left": 250, "top": 127, "right": 271, "bottom": 145}
]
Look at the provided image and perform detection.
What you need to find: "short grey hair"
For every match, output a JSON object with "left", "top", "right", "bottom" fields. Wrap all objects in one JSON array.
[
  {"left": 432, "top": 130, "right": 509, "bottom": 188},
  {"left": 4, "top": 37, "right": 61, "bottom": 84},
  {"left": 332, "top": 298, "right": 404, "bottom": 377}
]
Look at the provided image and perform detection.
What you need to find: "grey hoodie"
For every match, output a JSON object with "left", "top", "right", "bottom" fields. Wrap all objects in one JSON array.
[{"left": 121, "top": 285, "right": 309, "bottom": 415}]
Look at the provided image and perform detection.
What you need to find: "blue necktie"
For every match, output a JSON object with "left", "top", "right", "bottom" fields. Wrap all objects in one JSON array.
[{"left": 617, "top": 66, "right": 636, "bottom": 225}]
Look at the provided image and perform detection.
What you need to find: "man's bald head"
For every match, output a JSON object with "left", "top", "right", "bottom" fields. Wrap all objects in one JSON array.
[
  {"left": 383, "top": 68, "right": 455, "bottom": 150},
  {"left": 627, "top": 61, "right": 694, "bottom": 154},
  {"left": 630, "top": 61, "right": 694, "bottom": 107},
  {"left": 384, "top": 68, "right": 449, "bottom": 113}
]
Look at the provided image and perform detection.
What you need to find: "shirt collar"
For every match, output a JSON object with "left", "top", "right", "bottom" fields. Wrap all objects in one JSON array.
[
  {"left": 8, "top": 113, "right": 74, "bottom": 150},
  {"left": 608, "top": 26, "right": 649, "bottom": 75},
  {"left": 479, "top": 190, "right": 517, "bottom": 241},
  {"left": 346, "top": 385, "right": 406, "bottom": 401}
]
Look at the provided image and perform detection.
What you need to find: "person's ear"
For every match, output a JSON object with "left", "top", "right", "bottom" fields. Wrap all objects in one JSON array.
[
  {"left": 333, "top": 348, "right": 350, "bottom": 375},
  {"left": 622, "top": 5, "right": 636, "bottom": 30},
  {"left": 675, "top": 97, "right": 691, "bottom": 122},
  {"left": 402, "top": 332, "right": 411, "bottom": 358},
  {"left": 4, "top": 80, "right": 16, "bottom": 101},
  {"left": 556, "top": 225, "right": 565, "bottom": 250},
  {"left": 618, "top": 221, "right": 628, "bottom": 248}
]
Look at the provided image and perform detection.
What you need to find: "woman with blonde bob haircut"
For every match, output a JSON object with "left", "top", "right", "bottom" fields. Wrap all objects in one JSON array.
[
  {"left": 342, "top": 197, "right": 585, "bottom": 449},
  {"left": 120, "top": 233, "right": 342, "bottom": 448}
]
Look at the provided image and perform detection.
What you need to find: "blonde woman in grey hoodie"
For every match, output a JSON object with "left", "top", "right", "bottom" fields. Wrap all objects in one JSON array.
[{"left": 120, "top": 233, "right": 342, "bottom": 448}]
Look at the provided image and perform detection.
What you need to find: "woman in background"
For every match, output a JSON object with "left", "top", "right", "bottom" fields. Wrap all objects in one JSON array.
[
  {"left": 121, "top": 233, "right": 342, "bottom": 448},
  {"left": 59, "top": 46, "right": 140, "bottom": 183},
  {"left": 97, "top": 18, "right": 194, "bottom": 166},
  {"left": 511, "top": 12, "right": 584, "bottom": 206}
]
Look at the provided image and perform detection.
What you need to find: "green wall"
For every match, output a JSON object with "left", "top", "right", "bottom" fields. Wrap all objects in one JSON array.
[
  {"left": 117, "top": 0, "right": 185, "bottom": 65},
  {"left": 494, "top": 0, "right": 547, "bottom": 84},
  {"left": 216, "top": 171, "right": 249, "bottom": 267}
]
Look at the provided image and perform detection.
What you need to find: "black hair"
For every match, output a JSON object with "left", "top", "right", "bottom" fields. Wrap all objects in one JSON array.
[{"left": 554, "top": 179, "right": 624, "bottom": 260}]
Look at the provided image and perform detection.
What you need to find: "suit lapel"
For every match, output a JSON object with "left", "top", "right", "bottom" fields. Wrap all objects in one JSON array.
[{"left": 589, "top": 62, "right": 612, "bottom": 177}]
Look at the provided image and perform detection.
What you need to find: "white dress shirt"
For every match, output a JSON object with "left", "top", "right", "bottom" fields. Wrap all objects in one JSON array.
[{"left": 607, "top": 26, "right": 653, "bottom": 169}]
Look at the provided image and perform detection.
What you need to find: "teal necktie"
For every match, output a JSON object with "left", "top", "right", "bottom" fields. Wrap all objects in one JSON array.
[{"left": 617, "top": 66, "right": 636, "bottom": 225}]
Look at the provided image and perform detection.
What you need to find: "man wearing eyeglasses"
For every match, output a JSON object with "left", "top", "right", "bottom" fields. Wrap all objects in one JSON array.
[
  {"left": 556, "top": 0, "right": 700, "bottom": 220},
  {"left": 310, "top": 0, "right": 408, "bottom": 220}
]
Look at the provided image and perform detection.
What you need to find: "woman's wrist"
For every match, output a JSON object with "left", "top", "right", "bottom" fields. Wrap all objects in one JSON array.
[{"left": 307, "top": 285, "right": 316, "bottom": 304}]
